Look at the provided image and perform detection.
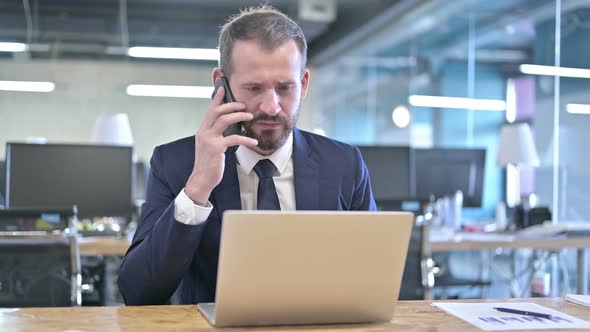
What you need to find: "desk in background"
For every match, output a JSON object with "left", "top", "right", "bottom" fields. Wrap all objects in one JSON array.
[
  {"left": 79, "top": 237, "right": 130, "bottom": 256},
  {"left": 78, "top": 237, "right": 131, "bottom": 305},
  {"left": 79, "top": 233, "right": 590, "bottom": 296},
  {"left": 2, "top": 298, "right": 589, "bottom": 331},
  {"left": 431, "top": 233, "right": 590, "bottom": 295},
  {"left": 82, "top": 234, "right": 590, "bottom": 255}
]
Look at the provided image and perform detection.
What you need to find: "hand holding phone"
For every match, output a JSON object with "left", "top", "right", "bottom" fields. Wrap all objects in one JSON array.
[
  {"left": 212, "top": 77, "right": 243, "bottom": 137},
  {"left": 184, "top": 76, "right": 256, "bottom": 205}
]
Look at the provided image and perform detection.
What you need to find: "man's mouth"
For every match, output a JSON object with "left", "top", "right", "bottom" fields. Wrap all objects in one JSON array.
[{"left": 255, "top": 120, "right": 281, "bottom": 128}]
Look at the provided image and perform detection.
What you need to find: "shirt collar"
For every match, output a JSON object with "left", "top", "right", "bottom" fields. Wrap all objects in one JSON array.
[{"left": 236, "top": 132, "right": 293, "bottom": 175}]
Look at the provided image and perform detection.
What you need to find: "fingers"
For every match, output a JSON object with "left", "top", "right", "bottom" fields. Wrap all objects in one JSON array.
[
  {"left": 210, "top": 111, "right": 253, "bottom": 134},
  {"left": 200, "top": 86, "right": 225, "bottom": 128},
  {"left": 201, "top": 86, "right": 248, "bottom": 130},
  {"left": 224, "top": 134, "right": 258, "bottom": 148},
  {"left": 212, "top": 85, "right": 225, "bottom": 105}
]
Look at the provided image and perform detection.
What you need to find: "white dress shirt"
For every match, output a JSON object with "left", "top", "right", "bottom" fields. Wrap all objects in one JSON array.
[{"left": 174, "top": 133, "right": 295, "bottom": 225}]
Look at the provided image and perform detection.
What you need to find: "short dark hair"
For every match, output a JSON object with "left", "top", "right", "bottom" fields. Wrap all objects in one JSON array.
[{"left": 218, "top": 5, "right": 307, "bottom": 78}]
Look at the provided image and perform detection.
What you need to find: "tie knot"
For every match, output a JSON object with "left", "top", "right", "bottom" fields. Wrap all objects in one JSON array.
[{"left": 253, "top": 159, "right": 277, "bottom": 179}]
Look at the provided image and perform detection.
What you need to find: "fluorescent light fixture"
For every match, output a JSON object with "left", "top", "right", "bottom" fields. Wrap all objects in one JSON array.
[
  {"left": 0, "top": 80, "right": 54, "bottom": 92},
  {"left": 0, "top": 42, "right": 27, "bottom": 52},
  {"left": 126, "top": 84, "right": 214, "bottom": 98},
  {"left": 520, "top": 64, "right": 590, "bottom": 78},
  {"left": 128, "top": 47, "right": 219, "bottom": 61},
  {"left": 566, "top": 103, "right": 590, "bottom": 114},
  {"left": 409, "top": 95, "right": 506, "bottom": 111}
]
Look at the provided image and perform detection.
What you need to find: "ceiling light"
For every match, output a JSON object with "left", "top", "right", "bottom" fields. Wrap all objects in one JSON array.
[
  {"left": 409, "top": 95, "right": 506, "bottom": 111},
  {"left": 0, "top": 42, "right": 27, "bottom": 52},
  {"left": 126, "top": 84, "right": 214, "bottom": 98},
  {"left": 504, "top": 24, "right": 516, "bottom": 35},
  {"left": 520, "top": 64, "right": 590, "bottom": 79},
  {"left": 566, "top": 103, "right": 590, "bottom": 115},
  {"left": 392, "top": 105, "right": 411, "bottom": 128},
  {"left": 127, "top": 47, "right": 219, "bottom": 61},
  {"left": 0, "top": 80, "right": 54, "bottom": 92}
]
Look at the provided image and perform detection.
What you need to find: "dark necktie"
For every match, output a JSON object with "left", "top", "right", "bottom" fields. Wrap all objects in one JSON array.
[{"left": 253, "top": 159, "right": 281, "bottom": 210}]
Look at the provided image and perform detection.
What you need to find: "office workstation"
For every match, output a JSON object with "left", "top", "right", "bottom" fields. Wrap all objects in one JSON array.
[{"left": 1, "top": 0, "right": 590, "bottom": 330}]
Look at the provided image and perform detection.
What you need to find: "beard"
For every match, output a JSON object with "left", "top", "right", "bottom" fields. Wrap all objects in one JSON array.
[{"left": 243, "top": 108, "right": 299, "bottom": 152}]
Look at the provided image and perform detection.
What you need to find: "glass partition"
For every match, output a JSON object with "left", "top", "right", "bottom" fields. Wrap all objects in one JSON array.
[{"left": 312, "top": 0, "right": 589, "bottom": 297}]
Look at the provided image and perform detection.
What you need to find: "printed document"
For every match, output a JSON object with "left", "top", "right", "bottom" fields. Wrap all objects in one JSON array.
[
  {"left": 566, "top": 294, "right": 590, "bottom": 308},
  {"left": 432, "top": 302, "right": 590, "bottom": 331}
]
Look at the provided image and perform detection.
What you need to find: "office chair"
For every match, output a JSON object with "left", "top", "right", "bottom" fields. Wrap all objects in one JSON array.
[
  {"left": 0, "top": 160, "right": 5, "bottom": 207},
  {"left": 0, "top": 207, "right": 81, "bottom": 307},
  {"left": 431, "top": 252, "right": 491, "bottom": 299},
  {"left": 399, "top": 220, "right": 434, "bottom": 300},
  {"left": 130, "top": 160, "right": 150, "bottom": 227},
  {"left": 376, "top": 198, "right": 435, "bottom": 300},
  {"left": 133, "top": 161, "right": 149, "bottom": 204},
  {"left": 0, "top": 234, "right": 81, "bottom": 307}
]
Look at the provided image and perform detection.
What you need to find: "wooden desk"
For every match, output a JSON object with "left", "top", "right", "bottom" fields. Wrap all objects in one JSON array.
[
  {"left": 78, "top": 233, "right": 590, "bottom": 295},
  {"left": 431, "top": 233, "right": 590, "bottom": 294},
  {"left": 2, "top": 298, "right": 589, "bottom": 331},
  {"left": 79, "top": 236, "right": 130, "bottom": 256}
]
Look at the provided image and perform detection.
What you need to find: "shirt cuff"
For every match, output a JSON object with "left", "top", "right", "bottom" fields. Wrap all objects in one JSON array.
[{"left": 174, "top": 188, "right": 213, "bottom": 225}]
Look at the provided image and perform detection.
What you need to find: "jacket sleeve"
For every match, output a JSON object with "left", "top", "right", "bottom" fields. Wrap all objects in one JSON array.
[
  {"left": 351, "top": 146, "right": 377, "bottom": 211},
  {"left": 118, "top": 146, "right": 207, "bottom": 305}
]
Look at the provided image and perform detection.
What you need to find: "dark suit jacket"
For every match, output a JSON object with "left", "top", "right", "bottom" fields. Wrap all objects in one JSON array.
[{"left": 118, "top": 128, "right": 376, "bottom": 305}]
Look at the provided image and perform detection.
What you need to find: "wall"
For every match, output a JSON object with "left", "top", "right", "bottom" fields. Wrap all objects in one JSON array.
[{"left": 0, "top": 59, "right": 316, "bottom": 163}]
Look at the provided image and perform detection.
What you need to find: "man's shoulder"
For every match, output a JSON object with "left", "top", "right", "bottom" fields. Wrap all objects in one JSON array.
[
  {"left": 155, "top": 135, "right": 195, "bottom": 154},
  {"left": 149, "top": 136, "right": 195, "bottom": 180}
]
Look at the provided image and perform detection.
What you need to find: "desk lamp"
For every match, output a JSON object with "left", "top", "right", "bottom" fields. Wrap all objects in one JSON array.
[{"left": 91, "top": 113, "right": 134, "bottom": 146}]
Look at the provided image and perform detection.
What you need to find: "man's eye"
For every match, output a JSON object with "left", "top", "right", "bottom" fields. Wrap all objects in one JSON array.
[
  {"left": 247, "top": 86, "right": 261, "bottom": 92},
  {"left": 278, "top": 84, "right": 293, "bottom": 91}
]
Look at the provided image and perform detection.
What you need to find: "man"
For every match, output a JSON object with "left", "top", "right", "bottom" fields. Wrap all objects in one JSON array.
[{"left": 118, "top": 5, "right": 376, "bottom": 305}]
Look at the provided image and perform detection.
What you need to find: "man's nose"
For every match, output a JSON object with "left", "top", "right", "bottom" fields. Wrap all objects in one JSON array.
[{"left": 259, "top": 89, "right": 281, "bottom": 116}]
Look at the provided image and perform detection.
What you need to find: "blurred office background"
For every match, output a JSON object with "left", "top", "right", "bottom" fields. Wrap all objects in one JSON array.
[{"left": 1, "top": 0, "right": 589, "bottom": 303}]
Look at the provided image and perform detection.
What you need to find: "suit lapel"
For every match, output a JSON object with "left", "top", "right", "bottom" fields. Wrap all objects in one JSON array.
[
  {"left": 293, "top": 129, "right": 320, "bottom": 210},
  {"left": 212, "top": 149, "right": 242, "bottom": 216}
]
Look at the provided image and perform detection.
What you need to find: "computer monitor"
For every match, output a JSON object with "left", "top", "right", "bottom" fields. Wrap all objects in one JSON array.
[
  {"left": 133, "top": 161, "right": 149, "bottom": 203},
  {"left": 5, "top": 143, "right": 133, "bottom": 218},
  {"left": 357, "top": 146, "right": 414, "bottom": 203},
  {"left": 414, "top": 148, "right": 485, "bottom": 207}
]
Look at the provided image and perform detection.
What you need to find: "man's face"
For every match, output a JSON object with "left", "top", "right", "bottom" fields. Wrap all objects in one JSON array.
[{"left": 227, "top": 39, "right": 309, "bottom": 154}]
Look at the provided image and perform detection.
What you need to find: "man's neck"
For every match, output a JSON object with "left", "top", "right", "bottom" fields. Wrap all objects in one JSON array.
[{"left": 235, "top": 131, "right": 294, "bottom": 175}]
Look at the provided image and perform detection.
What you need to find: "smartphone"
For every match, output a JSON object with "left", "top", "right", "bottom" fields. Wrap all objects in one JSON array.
[{"left": 212, "top": 76, "right": 243, "bottom": 137}]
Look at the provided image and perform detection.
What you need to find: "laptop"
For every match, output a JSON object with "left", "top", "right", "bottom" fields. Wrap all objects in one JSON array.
[{"left": 197, "top": 210, "right": 414, "bottom": 327}]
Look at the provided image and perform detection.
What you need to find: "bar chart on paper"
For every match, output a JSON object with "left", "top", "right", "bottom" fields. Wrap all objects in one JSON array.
[{"left": 432, "top": 302, "right": 590, "bottom": 331}]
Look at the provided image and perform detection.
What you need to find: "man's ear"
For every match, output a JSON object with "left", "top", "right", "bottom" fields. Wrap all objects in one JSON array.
[
  {"left": 300, "top": 68, "right": 310, "bottom": 99},
  {"left": 212, "top": 68, "right": 223, "bottom": 86}
]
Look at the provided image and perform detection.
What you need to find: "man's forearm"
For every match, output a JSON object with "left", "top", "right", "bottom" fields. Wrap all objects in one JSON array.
[{"left": 118, "top": 203, "right": 206, "bottom": 305}]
